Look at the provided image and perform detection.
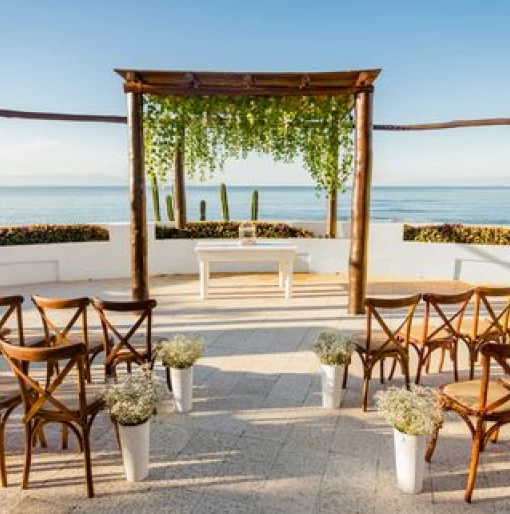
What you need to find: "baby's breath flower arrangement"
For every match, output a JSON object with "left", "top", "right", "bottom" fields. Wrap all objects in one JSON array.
[
  {"left": 313, "top": 332, "right": 355, "bottom": 365},
  {"left": 375, "top": 385, "right": 443, "bottom": 436},
  {"left": 104, "top": 370, "right": 164, "bottom": 426},
  {"left": 158, "top": 334, "right": 205, "bottom": 369}
]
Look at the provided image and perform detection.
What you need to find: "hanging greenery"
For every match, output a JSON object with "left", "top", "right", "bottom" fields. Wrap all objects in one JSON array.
[{"left": 143, "top": 94, "right": 354, "bottom": 193}]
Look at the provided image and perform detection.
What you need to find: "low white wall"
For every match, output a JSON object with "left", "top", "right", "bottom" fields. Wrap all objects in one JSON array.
[{"left": 0, "top": 222, "right": 509, "bottom": 286}]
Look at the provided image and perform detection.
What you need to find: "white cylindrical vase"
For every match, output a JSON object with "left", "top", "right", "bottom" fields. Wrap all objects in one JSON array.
[
  {"left": 393, "top": 428, "right": 427, "bottom": 494},
  {"left": 118, "top": 420, "right": 150, "bottom": 482},
  {"left": 320, "top": 364, "right": 344, "bottom": 409},
  {"left": 170, "top": 366, "right": 194, "bottom": 413}
]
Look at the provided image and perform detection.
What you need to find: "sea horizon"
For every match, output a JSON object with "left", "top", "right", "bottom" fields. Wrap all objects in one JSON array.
[{"left": 1, "top": 184, "right": 509, "bottom": 226}]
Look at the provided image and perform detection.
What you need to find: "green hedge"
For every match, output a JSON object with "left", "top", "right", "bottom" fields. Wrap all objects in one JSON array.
[
  {"left": 156, "top": 221, "right": 314, "bottom": 239},
  {"left": 403, "top": 224, "right": 510, "bottom": 245},
  {"left": 0, "top": 224, "right": 109, "bottom": 246}
]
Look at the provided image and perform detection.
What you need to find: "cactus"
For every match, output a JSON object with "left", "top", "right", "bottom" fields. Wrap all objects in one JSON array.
[
  {"left": 165, "top": 194, "right": 175, "bottom": 222},
  {"left": 200, "top": 200, "right": 206, "bottom": 221},
  {"left": 149, "top": 174, "right": 161, "bottom": 222},
  {"left": 251, "top": 189, "right": 259, "bottom": 221},
  {"left": 220, "top": 183, "right": 229, "bottom": 221}
]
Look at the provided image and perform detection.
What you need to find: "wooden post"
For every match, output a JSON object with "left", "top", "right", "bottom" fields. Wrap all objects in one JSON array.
[
  {"left": 348, "top": 89, "right": 373, "bottom": 314},
  {"left": 173, "top": 134, "right": 187, "bottom": 229},
  {"left": 326, "top": 191, "right": 338, "bottom": 238},
  {"left": 127, "top": 92, "right": 149, "bottom": 301}
]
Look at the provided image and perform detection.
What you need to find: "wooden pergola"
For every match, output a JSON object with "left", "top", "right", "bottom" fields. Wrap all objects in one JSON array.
[{"left": 115, "top": 68, "right": 381, "bottom": 314}]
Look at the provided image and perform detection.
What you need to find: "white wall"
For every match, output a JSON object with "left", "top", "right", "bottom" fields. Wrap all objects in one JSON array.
[{"left": 0, "top": 222, "right": 509, "bottom": 286}]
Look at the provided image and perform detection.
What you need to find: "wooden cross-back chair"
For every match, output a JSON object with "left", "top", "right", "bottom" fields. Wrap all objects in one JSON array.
[
  {"left": 0, "top": 295, "right": 49, "bottom": 487},
  {"left": 426, "top": 342, "right": 510, "bottom": 503},
  {"left": 31, "top": 295, "right": 107, "bottom": 383},
  {"left": 344, "top": 294, "right": 421, "bottom": 411},
  {"left": 461, "top": 286, "right": 510, "bottom": 379},
  {"left": 0, "top": 340, "right": 106, "bottom": 498},
  {"left": 406, "top": 290, "right": 474, "bottom": 384},
  {"left": 91, "top": 298, "right": 157, "bottom": 378},
  {"left": 0, "top": 295, "right": 49, "bottom": 347}
]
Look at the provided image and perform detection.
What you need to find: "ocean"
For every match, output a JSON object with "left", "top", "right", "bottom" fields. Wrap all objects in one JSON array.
[{"left": 0, "top": 186, "right": 508, "bottom": 226}]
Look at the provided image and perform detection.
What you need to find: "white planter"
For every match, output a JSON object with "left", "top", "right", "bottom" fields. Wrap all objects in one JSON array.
[
  {"left": 118, "top": 420, "right": 150, "bottom": 482},
  {"left": 170, "top": 366, "right": 194, "bottom": 413},
  {"left": 393, "top": 428, "right": 427, "bottom": 494},
  {"left": 320, "top": 364, "right": 344, "bottom": 409}
]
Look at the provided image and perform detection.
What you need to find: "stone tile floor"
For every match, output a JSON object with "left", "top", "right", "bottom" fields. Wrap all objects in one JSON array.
[{"left": 1, "top": 273, "right": 509, "bottom": 513}]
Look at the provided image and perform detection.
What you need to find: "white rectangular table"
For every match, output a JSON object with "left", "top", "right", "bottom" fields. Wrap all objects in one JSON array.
[{"left": 194, "top": 242, "right": 298, "bottom": 299}]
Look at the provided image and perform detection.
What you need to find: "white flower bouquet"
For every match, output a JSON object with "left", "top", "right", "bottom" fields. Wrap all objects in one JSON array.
[
  {"left": 158, "top": 333, "right": 205, "bottom": 369},
  {"left": 375, "top": 385, "right": 443, "bottom": 436},
  {"left": 104, "top": 370, "right": 164, "bottom": 426},
  {"left": 313, "top": 332, "right": 355, "bottom": 365}
]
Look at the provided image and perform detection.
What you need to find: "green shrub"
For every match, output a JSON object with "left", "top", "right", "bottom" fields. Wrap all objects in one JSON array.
[
  {"left": 0, "top": 224, "right": 109, "bottom": 246},
  {"left": 403, "top": 224, "right": 510, "bottom": 245},
  {"left": 156, "top": 221, "right": 314, "bottom": 239}
]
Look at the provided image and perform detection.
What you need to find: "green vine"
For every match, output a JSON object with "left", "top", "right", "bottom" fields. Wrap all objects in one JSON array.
[{"left": 143, "top": 94, "right": 354, "bottom": 193}]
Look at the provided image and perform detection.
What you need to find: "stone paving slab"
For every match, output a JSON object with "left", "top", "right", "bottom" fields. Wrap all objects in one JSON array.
[{"left": 0, "top": 274, "right": 507, "bottom": 513}]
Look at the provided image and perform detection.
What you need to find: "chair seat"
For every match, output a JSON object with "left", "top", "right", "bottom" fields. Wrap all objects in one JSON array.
[
  {"left": 40, "top": 383, "right": 105, "bottom": 413},
  {"left": 353, "top": 332, "right": 400, "bottom": 353},
  {"left": 443, "top": 379, "right": 510, "bottom": 413},
  {"left": 406, "top": 323, "right": 452, "bottom": 343},
  {"left": 461, "top": 318, "right": 500, "bottom": 340},
  {"left": 0, "top": 374, "right": 21, "bottom": 406}
]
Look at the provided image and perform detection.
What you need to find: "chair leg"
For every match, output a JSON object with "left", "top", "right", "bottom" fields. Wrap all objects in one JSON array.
[
  {"left": 342, "top": 362, "right": 349, "bottom": 389},
  {"left": 0, "top": 419, "right": 7, "bottom": 487},
  {"left": 62, "top": 424, "right": 69, "bottom": 450},
  {"left": 166, "top": 367, "right": 173, "bottom": 391},
  {"left": 469, "top": 346, "right": 476, "bottom": 380},
  {"left": 380, "top": 359, "right": 385, "bottom": 384},
  {"left": 402, "top": 356, "right": 411, "bottom": 390},
  {"left": 388, "top": 358, "right": 397, "bottom": 380},
  {"left": 438, "top": 347, "right": 446, "bottom": 374},
  {"left": 425, "top": 422, "right": 441, "bottom": 463},
  {"left": 415, "top": 349, "right": 424, "bottom": 385},
  {"left": 452, "top": 343, "right": 459, "bottom": 382},
  {"left": 490, "top": 427, "right": 500, "bottom": 444},
  {"left": 82, "top": 426, "right": 94, "bottom": 498},
  {"left": 112, "top": 416, "right": 121, "bottom": 452},
  {"left": 22, "top": 421, "right": 34, "bottom": 489},
  {"left": 465, "top": 421, "right": 484, "bottom": 503},
  {"left": 362, "top": 367, "right": 371, "bottom": 412}
]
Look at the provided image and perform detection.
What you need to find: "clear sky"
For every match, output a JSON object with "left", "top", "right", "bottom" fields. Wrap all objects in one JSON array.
[{"left": 1, "top": 0, "right": 509, "bottom": 186}]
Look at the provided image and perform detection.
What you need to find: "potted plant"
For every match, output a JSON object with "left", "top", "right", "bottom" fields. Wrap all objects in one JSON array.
[
  {"left": 313, "top": 332, "right": 355, "bottom": 409},
  {"left": 104, "top": 369, "right": 163, "bottom": 482},
  {"left": 375, "top": 385, "right": 443, "bottom": 494},
  {"left": 158, "top": 334, "right": 205, "bottom": 413}
]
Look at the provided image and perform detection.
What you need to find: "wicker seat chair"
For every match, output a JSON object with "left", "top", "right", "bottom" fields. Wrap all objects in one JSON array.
[
  {"left": 426, "top": 342, "right": 510, "bottom": 503},
  {"left": 91, "top": 298, "right": 157, "bottom": 379},
  {"left": 0, "top": 340, "right": 106, "bottom": 498},
  {"left": 405, "top": 290, "right": 474, "bottom": 384},
  {"left": 461, "top": 286, "right": 510, "bottom": 379},
  {"left": 343, "top": 294, "right": 421, "bottom": 411}
]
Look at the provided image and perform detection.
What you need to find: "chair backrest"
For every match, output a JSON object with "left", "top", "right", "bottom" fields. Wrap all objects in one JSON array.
[
  {"left": 472, "top": 286, "right": 510, "bottom": 343},
  {"left": 32, "top": 295, "right": 91, "bottom": 347},
  {"left": 91, "top": 298, "right": 157, "bottom": 374},
  {"left": 0, "top": 295, "right": 25, "bottom": 345},
  {"left": 364, "top": 294, "right": 422, "bottom": 355},
  {"left": 477, "top": 342, "right": 510, "bottom": 414},
  {"left": 422, "top": 290, "right": 474, "bottom": 342},
  {"left": 0, "top": 340, "right": 89, "bottom": 423}
]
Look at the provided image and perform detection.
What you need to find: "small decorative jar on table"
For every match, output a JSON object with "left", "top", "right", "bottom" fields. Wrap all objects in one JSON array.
[{"left": 239, "top": 221, "right": 257, "bottom": 246}]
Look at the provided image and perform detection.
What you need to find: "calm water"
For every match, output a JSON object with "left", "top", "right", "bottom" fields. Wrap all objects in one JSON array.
[{"left": 0, "top": 186, "right": 508, "bottom": 225}]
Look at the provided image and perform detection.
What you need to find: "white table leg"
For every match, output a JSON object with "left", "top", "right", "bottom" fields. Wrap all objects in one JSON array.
[
  {"left": 285, "top": 260, "right": 293, "bottom": 299},
  {"left": 278, "top": 260, "right": 285, "bottom": 289},
  {"left": 199, "top": 260, "right": 209, "bottom": 299}
]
